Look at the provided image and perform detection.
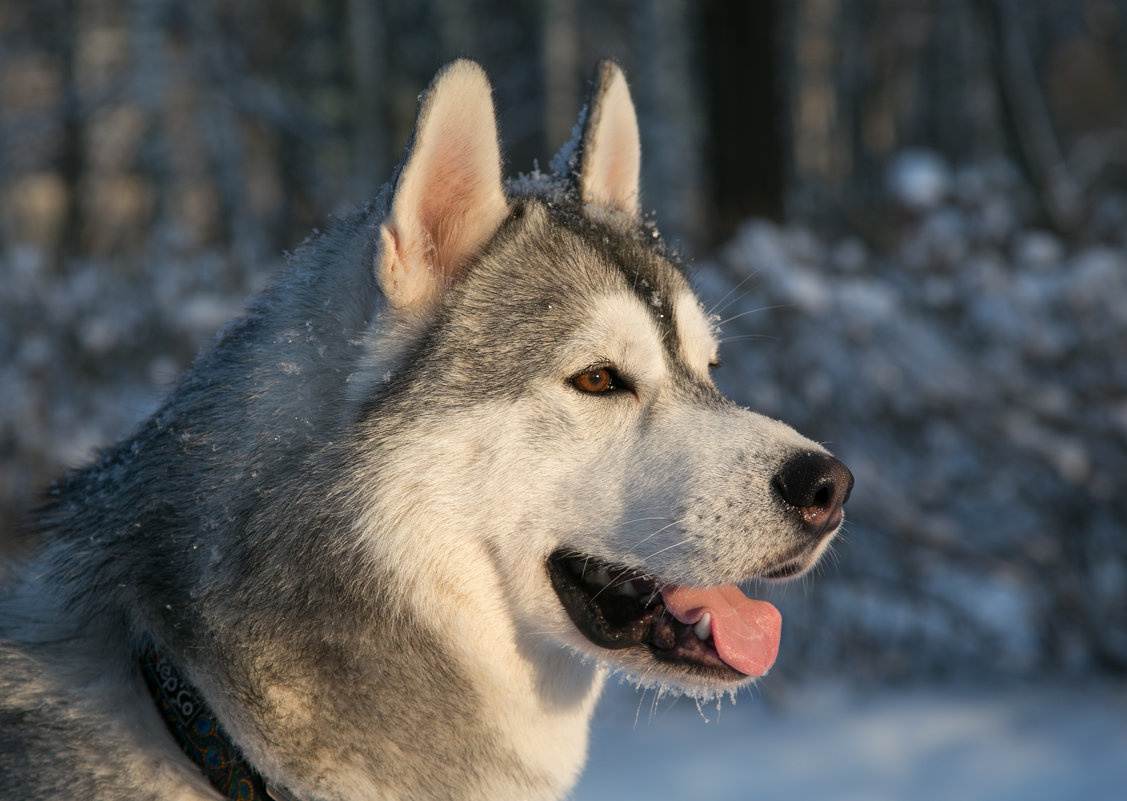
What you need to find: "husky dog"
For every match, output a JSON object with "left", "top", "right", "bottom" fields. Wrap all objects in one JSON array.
[{"left": 0, "top": 61, "right": 852, "bottom": 800}]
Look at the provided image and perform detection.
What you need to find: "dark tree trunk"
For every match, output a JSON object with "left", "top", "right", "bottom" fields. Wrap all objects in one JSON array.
[
  {"left": 55, "top": 0, "right": 83, "bottom": 270},
  {"left": 698, "top": 0, "right": 785, "bottom": 242}
]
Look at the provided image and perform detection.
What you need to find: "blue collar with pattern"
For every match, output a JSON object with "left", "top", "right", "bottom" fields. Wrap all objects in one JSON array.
[{"left": 138, "top": 633, "right": 295, "bottom": 801}]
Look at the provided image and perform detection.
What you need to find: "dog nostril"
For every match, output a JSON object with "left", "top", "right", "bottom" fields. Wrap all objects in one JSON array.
[{"left": 772, "top": 451, "right": 854, "bottom": 535}]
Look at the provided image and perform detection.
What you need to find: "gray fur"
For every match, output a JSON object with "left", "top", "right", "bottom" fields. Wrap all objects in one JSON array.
[{"left": 1, "top": 61, "right": 847, "bottom": 800}]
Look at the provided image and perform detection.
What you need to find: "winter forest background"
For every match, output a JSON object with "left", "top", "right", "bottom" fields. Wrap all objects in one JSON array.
[{"left": 2, "top": 0, "right": 1126, "bottom": 794}]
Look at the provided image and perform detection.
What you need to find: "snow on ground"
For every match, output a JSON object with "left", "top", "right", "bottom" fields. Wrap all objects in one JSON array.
[{"left": 574, "top": 679, "right": 1127, "bottom": 801}]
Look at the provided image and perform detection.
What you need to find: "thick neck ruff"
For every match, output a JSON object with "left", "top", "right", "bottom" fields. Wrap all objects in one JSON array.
[{"left": 139, "top": 634, "right": 292, "bottom": 800}]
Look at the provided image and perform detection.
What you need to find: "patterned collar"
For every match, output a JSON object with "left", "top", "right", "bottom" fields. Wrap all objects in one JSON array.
[{"left": 139, "top": 634, "right": 295, "bottom": 801}]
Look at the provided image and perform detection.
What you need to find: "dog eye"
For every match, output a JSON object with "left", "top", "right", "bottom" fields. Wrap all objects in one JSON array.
[{"left": 571, "top": 367, "right": 620, "bottom": 394}]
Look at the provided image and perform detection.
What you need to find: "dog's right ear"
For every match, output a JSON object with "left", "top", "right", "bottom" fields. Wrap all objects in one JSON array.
[{"left": 377, "top": 60, "right": 509, "bottom": 310}]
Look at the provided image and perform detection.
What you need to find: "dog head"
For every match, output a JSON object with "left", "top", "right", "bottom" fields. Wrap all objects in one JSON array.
[{"left": 360, "top": 60, "right": 852, "bottom": 697}]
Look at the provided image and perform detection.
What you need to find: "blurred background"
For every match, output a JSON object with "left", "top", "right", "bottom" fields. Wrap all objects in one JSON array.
[{"left": 2, "top": 0, "right": 1126, "bottom": 797}]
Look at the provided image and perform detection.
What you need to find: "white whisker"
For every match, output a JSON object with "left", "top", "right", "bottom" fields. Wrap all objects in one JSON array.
[
  {"left": 707, "top": 268, "right": 764, "bottom": 315},
  {"left": 617, "top": 515, "right": 673, "bottom": 529},
  {"left": 719, "top": 333, "right": 778, "bottom": 345},
  {"left": 715, "top": 303, "right": 788, "bottom": 327},
  {"left": 640, "top": 537, "right": 693, "bottom": 561},
  {"left": 629, "top": 518, "right": 683, "bottom": 550}
]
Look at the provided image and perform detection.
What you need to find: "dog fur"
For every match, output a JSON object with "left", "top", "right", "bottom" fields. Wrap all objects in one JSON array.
[{"left": 0, "top": 60, "right": 850, "bottom": 800}]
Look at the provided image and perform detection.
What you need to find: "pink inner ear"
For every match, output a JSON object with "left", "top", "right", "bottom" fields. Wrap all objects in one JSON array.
[
  {"left": 581, "top": 65, "right": 641, "bottom": 217},
  {"left": 416, "top": 146, "right": 499, "bottom": 276},
  {"left": 379, "top": 61, "right": 510, "bottom": 309},
  {"left": 596, "top": 139, "right": 639, "bottom": 211}
]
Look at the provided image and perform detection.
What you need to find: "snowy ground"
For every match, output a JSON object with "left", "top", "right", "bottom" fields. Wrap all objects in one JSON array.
[{"left": 574, "top": 679, "right": 1127, "bottom": 801}]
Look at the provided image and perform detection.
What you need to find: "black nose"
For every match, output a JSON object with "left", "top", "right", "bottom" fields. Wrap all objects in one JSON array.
[{"left": 772, "top": 451, "right": 854, "bottom": 537}]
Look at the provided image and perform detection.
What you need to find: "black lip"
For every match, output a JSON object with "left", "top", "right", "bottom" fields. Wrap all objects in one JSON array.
[
  {"left": 762, "top": 537, "right": 836, "bottom": 580},
  {"left": 546, "top": 550, "right": 745, "bottom": 679},
  {"left": 546, "top": 553, "right": 658, "bottom": 649}
]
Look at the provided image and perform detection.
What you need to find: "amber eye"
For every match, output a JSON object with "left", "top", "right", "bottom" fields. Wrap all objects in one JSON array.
[{"left": 571, "top": 367, "right": 617, "bottom": 394}]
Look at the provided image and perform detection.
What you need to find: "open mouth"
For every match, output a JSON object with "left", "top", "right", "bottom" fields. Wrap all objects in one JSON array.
[{"left": 546, "top": 550, "right": 782, "bottom": 681}]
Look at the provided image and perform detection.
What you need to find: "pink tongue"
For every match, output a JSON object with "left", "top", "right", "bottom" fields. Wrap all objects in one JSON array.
[{"left": 661, "top": 584, "right": 781, "bottom": 677}]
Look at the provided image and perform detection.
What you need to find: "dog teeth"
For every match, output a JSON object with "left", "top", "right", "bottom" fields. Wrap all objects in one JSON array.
[
  {"left": 587, "top": 566, "right": 611, "bottom": 587},
  {"left": 693, "top": 612, "right": 712, "bottom": 641},
  {"left": 614, "top": 580, "right": 638, "bottom": 597},
  {"left": 572, "top": 561, "right": 644, "bottom": 598}
]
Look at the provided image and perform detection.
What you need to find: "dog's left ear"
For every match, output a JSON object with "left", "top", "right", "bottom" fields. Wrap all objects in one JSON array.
[
  {"left": 573, "top": 61, "right": 641, "bottom": 218},
  {"left": 377, "top": 60, "right": 510, "bottom": 310}
]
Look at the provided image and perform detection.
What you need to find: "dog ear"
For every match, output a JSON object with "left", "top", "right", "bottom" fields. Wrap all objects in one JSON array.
[
  {"left": 377, "top": 60, "right": 509, "bottom": 309},
  {"left": 574, "top": 61, "right": 641, "bottom": 218}
]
